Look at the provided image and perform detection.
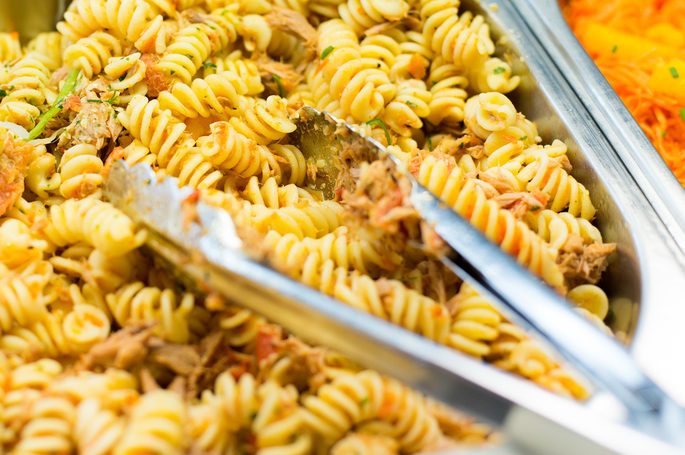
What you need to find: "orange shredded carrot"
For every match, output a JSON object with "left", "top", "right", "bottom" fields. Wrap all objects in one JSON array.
[{"left": 565, "top": 0, "right": 685, "bottom": 186}]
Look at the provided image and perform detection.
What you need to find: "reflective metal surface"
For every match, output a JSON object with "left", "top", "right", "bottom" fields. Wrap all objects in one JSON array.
[
  {"left": 0, "top": 0, "right": 70, "bottom": 42},
  {"left": 104, "top": 160, "right": 681, "bottom": 454}
]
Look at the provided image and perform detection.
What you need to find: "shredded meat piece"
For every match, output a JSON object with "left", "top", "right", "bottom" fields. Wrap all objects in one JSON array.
[
  {"left": 63, "top": 94, "right": 82, "bottom": 113},
  {"left": 79, "top": 324, "right": 155, "bottom": 370},
  {"left": 140, "top": 367, "right": 161, "bottom": 393},
  {"left": 265, "top": 7, "right": 318, "bottom": 61},
  {"left": 57, "top": 98, "right": 122, "bottom": 150},
  {"left": 142, "top": 53, "right": 171, "bottom": 97},
  {"left": 257, "top": 57, "right": 304, "bottom": 93},
  {"left": 0, "top": 131, "right": 32, "bottom": 217},
  {"left": 259, "top": 335, "right": 327, "bottom": 391},
  {"left": 494, "top": 191, "right": 546, "bottom": 218},
  {"left": 557, "top": 236, "right": 617, "bottom": 287},
  {"left": 149, "top": 343, "right": 201, "bottom": 376}
]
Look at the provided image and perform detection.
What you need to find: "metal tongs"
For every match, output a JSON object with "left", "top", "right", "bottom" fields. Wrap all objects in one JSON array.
[{"left": 105, "top": 108, "right": 685, "bottom": 454}]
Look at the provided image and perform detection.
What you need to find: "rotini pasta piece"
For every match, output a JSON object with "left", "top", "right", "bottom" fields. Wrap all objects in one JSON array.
[
  {"left": 25, "top": 32, "right": 64, "bottom": 70},
  {"left": 239, "top": 14, "right": 273, "bottom": 53},
  {"left": 120, "top": 97, "right": 224, "bottom": 188},
  {"left": 0, "top": 219, "right": 48, "bottom": 269},
  {"left": 196, "top": 121, "right": 275, "bottom": 179},
  {"left": 241, "top": 175, "right": 313, "bottom": 209},
  {"left": 269, "top": 144, "right": 307, "bottom": 186},
  {"left": 0, "top": 268, "right": 49, "bottom": 332},
  {"left": 115, "top": 390, "right": 187, "bottom": 455},
  {"left": 106, "top": 282, "right": 195, "bottom": 343},
  {"left": 515, "top": 156, "right": 597, "bottom": 220},
  {"left": 62, "top": 304, "right": 111, "bottom": 352},
  {"left": 213, "top": 371, "right": 259, "bottom": 430},
  {"left": 447, "top": 284, "right": 502, "bottom": 358},
  {"left": 265, "top": 228, "right": 395, "bottom": 275},
  {"left": 47, "top": 369, "right": 139, "bottom": 409},
  {"left": 42, "top": 197, "right": 146, "bottom": 257},
  {"left": 246, "top": 199, "right": 345, "bottom": 239},
  {"left": 463, "top": 92, "right": 518, "bottom": 140},
  {"left": 0, "top": 32, "right": 21, "bottom": 62},
  {"left": 360, "top": 34, "right": 402, "bottom": 73},
  {"left": 63, "top": 32, "right": 123, "bottom": 78},
  {"left": 338, "top": 0, "right": 410, "bottom": 35},
  {"left": 229, "top": 95, "right": 297, "bottom": 145},
  {"left": 309, "top": 0, "right": 346, "bottom": 18},
  {"left": 219, "top": 306, "right": 265, "bottom": 347},
  {"left": 104, "top": 53, "right": 147, "bottom": 96},
  {"left": 391, "top": 30, "right": 434, "bottom": 81},
  {"left": 526, "top": 210, "right": 602, "bottom": 251},
  {"left": 26, "top": 145, "right": 61, "bottom": 200},
  {"left": 12, "top": 395, "right": 76, "bottom": 454},
  {"left": 75, "top": 398, "right": 126, "bottom": 455},
  {"left": 253, "top": 381, "right": 312, "bottom": 453},
  {"left": 382, "top": 79, "right": 432, "bottom": 137},
  {"left": 421, "top": 1, "right": 494, "bottom": 69},
  {"left": 331, "top": 433, "right": 399, "bottom": 455},
  {"left": 379, "top": 379, "right": 442, "bottom": 452},
  {"left": 122, "top": 139, "right": 157, "bottom": 167},
  {"left": 189, "top": 392, "right": 234, "bottom": 454},
  {"left": 56, "top": 0, "right": 167, "bottom": 45},
  {"left": 0, "top": 53, "right": 52, "bottom": 129},
  {"left": 157, "top": 8, "right": 238, "bottom": 84},
  {"left": 477, "top": 119, "right": 541, "bottom": 170},
  {"left": 301, "top": 370, "right": 385, "bottom": 443},
  {"left": 58, "top": 144, "right": 104, "bottom": 199},
  {"left": 202, "top": 51, "right": 264, "bottom": 95},
  {"left": 135, "top": 15, "right": 177, "bottom": 54},
  {"left": 470, "top": 57, "right": 520, "bottom": 94},
  {"left": 158, "top": 71, "right": 247, "bottom": 118},
  {"left": 426, "top": 58, "right": 468, "bottom": 126},
  {"left": 416, "top": 154, "right": 565, "bottom": 290},
  {"left": 567, "top": 284, "right": 609, "bottom": 320}
]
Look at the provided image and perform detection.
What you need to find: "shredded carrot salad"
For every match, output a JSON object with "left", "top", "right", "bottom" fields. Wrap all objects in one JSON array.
[{"left": 565, "top": 0, "right": 685, "bottom": 185}]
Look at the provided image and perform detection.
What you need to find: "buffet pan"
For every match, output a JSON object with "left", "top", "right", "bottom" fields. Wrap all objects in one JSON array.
[
  {"left": 4, "top": 0, "right": 685, "bottom": 451},
  {"left": 508, "top": 0, "right": 685, "bottom": 268},
  {"left": 461, "top": 0, "right": 685, "bottom": 406}
]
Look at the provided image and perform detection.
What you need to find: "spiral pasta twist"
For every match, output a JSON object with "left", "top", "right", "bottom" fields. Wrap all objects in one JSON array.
[
  {"left": 470, "top": 57, "right": 520, "bottom": 94},
  {"left": 43, "top": 197, "right": 146, "bottom": 257},
  {"left": 219, "top": 307, "right": 265, "bottom": 347},
  {"left": 13, "top": 395, "right": 76, "bottom": 454},
  {"left": 25, "top": 32, "right": 64, "bottom": 70},
  {"left": 516, "top": 156, "right": 597, "bottom": 221},
  {"left": 0, "top": 268, "right": 49, "bottom": 332},
  {"left": 229, "top": 95, "right": 297, "bottom": 145},
  {"left": 301, "top": 370, "right": 385, "bottom": 442},
  {"left": 526, "top": 209, "right": 602, "bottom": 250},
  {"left": 122, "top": 139, "right": 157, "bottom": 167},
  {"left": 246, "top": 199, "right": 345, "bottom": 239},
  {"left": 382, "top": 79, "right": 432, "bottom": 137},
  {"left": 269, "top": 144, "right": 307, "bottom": 185},
  {"left": 157, "top": 8, "right": 238, "bottom": 84},
  {"left": 104, "top": 53, "right": 147, "bottom": 94},
  {"left": 241, "top": 176, "right": 313, "bottom": 209},
  {"left": 464, "top": 92, "right": 518, "bottom": 140},
  {"left": 0, "top": 219, "right": 48, "bottom": 269},
  {"left": 106, "top": 282, "right": 195, "bottom": 344},
  {"left": 426, "top": 58, "right": 468, "bottom": 126},
  {"left": 75, "top": 398, "right": 126, "bottom": 455},
  {"left": 360, "top": 34, "right": 402, "bottom": 74},
  {"left": 202, "top": 51, "right": 264, "bottom": 95},
  {"left": 447, "top": 285, "right": 502, "bottom": 358},
  {"left": 339, "top": 0, "right": 410, "bottom": 35},
  {"left": 0, "top": 32, "right": 21, "bottom": 62},
  {"left": 115, "top": 390, "right": 187, "bottom": 455},
  {"left": 64, "top": 32, "right": 123, "bottom": 78},
  {"left": 189, "top": 392, "right": 234, "bottom": 454},
  {"left": 57, "top": 0, "right": 167, "bottom": 45},
  {"left": 331, "top": 433, "right": 399, "bottom": 455},
  {"left": 253, "top": 381, "right": 312, "bottom": 453},
  {"left": 0, "top": 53, "right": 53, "bottom": 129},
  {"left": 318, "top": 20, "right": 396, "bottom": 122},
  {"left": 417, "top": 154, "right": 565, "bottom": 290},
  {"left": 158, "top": 71, "right": 247, "bottom": 119},
  {"left": 58, "top": 144, "right": 104, "bottom": 199},
  {"left": 196, "top": 121, "right": 273, "bottom": 178},
  {"left": 309, "top": 0, "right": 346, "bottom": 18}
]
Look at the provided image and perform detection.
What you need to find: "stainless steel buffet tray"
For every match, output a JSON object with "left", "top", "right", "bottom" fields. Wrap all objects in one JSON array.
[
  {"left": 5, "top": 0, "right": 685, "bottom": 452},
  {"left": 468, "top": 0, "right": 685, "bottom": 407}
]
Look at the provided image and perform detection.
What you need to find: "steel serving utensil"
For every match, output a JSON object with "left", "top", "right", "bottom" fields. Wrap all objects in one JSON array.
[
  {"left": 0, "top": 0, "right": 70, "bottom": 42},
  {"left": 105, "top": 159, "right": 680, "bottom": 454}
]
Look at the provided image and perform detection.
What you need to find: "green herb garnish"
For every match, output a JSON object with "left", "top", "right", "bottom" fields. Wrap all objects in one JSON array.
[
  {"left": 671, "top": 67, "right": 680, "bottom": 79},
  {"left": 27, "top": 68, "right": 80, "bottom": 140},
  {"left": 427, "top": 135, "right": 434, "bottom": 151},
  {"left": 86, "top": 99, "right": 103, "bottom": 103},
  {"left": 366, "top": 118, "right": 391, "bottom": 145},
  {"left": 203, "top": 62, "right": 217, "bottom": 70},
  {"left": 272, "top": 74, "right": 284, "bottom": 98},
  {"left": 320, "top": 45, "right": 334, "bottom": 60},
  {"left": 520, "top": 135, "right": 528, "bottom": 141},
  {"left": 0, "top": 89, "right": 6, "bottom": 99},
  {"left": 493, "top": 66, "right": 506, "bottom": 75},
  {"left": 611, "top": 45, "right": 618, "bottom": 53},
  {"left": 679, "top": 108, "right": 685, "bottom": 120},
  {"left": 405, "top": 100, "right": 417, "bottom": 108}
]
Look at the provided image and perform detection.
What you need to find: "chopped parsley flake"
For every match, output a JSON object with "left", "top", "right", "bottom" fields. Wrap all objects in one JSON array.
[
  {"left": 493, "top": 66, "right": 506, "bottom": 75},
  {"left": 680, "top": 108, "right": 685, "bottom": 120},
  {"left": 611, "top": 45, "right": 618, "bottom": 53},
  {"left": 203, "top": 62, "right": 217, "bottom": 69},
  {"left": 671, "top": 67, "right": 680, "bottom": 79},
  {"left": 366, "top": 118, "right": 392, "bottom": 145},
  {"left": 405, "top": 100, "right": 417, "bottom": 108},
  {"left": 320, "top": 45, "right": 334, "bottom": 59},
  {"left": 272, "top": 74, "right": 284, "bottom": 97}
]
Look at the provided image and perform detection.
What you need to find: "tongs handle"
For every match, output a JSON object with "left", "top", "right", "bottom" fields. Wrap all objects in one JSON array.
[{"left": 409, "top": 181, "right": 669, "bottom": 417}]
